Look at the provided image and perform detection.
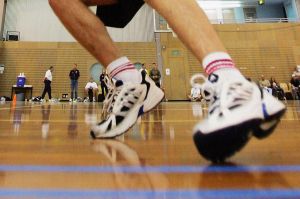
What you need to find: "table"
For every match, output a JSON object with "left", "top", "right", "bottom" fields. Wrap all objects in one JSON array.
[{"left": 11, "top": 85, "right": 33, "bottom": 100}]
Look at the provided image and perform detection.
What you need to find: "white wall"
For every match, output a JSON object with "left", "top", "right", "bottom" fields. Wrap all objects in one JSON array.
[
  {"left": 296, "top": 0, "right": 300, "bottom": 18},
  {"left": 3, "top": 0, "right": 154, "bottom": 42},
  {"left": 0, "top": 0, "right": 5, "bottom": 37}
]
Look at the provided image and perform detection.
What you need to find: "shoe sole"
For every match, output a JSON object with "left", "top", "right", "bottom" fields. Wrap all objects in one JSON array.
[{"left": 193, "top": 119, "right": 261, "bottom": 163}]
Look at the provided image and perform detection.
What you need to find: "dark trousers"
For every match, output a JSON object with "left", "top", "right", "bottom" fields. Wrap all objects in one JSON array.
[
  {"left": 101, "top": 83, "right": 108, "bottom": 96},
  {"left": 155, "top": 81, "right": 160, "bottom": 88},
  {"left": 42, "top": 80, "right": 52, "bottom": 99},
  {"left": 88, "top": 89, "right": 93, "bottom": 102},
  {"left": 272, "top": 88, "right": 285, "bottom": 100}
]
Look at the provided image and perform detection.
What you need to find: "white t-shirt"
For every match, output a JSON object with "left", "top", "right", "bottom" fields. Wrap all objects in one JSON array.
[
  {"left": 85, "top": 82, "right": 98, "bottom": 90},
  {"left": 191, "top": 87, "right": 201, "bottom": 98},
  {"left": 45, "top": 69, "right": 52, "bottom": 81}
]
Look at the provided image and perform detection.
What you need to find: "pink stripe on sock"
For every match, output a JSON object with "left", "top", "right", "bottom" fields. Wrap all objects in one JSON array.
[
  {"left": 109, "top": 62, "right": 132, "bottom": 75},
  {"left": 206, "top": 64, "right": 235, "bottom": 74},
  {"left": 110, "top": 64, "right": 136, "bottom": 78},
  {"left": 112, "top": 67, "right": 136, "bottom": 77},
  {"left": 205, "top": 59, "right": 235, "bottom": 74}
]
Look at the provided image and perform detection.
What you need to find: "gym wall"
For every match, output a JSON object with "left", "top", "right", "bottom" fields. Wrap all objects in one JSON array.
[
  {"left": 160, "top": 23, "right": 300, "bottom": 100},
  {"left": 0, "top": 42, "right": 156, "bottom": 99},
  {"left": 1, "top": 23, "right": 300, "bottom": 100}
]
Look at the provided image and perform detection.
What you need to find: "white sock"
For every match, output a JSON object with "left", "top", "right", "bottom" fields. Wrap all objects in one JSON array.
[
  {"left": 107, "top": 57, "right": 141, "bottom": 84},
  {"left": 202, "top": 52, "right": 245, "bottom": 82}
]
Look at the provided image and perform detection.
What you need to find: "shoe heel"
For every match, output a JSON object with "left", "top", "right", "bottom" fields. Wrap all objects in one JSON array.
[
  {"left": 143, "top": 82, "right": 164, "bottom": 112},
  {"left": 253, "top": 108, "right": 286, "bottom": 139}
]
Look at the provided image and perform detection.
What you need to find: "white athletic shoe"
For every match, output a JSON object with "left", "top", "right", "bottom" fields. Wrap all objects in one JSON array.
[
  {"left": 191, "top": 73, "right": 286, "bottom": 163},
  {"left": 101, "top": 76, "right": 116, "bottom": 119},
  {"left": 90, "top": 72, "right": 164, "bottom": 138}
]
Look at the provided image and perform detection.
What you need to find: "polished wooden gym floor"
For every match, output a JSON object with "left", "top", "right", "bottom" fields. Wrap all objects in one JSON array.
[{"left": 0, "top": 101, "right": 299, "bottom": 198}]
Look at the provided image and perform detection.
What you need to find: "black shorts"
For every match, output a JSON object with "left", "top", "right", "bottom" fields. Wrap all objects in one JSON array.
[{"left": 96, "top": 0, "right": 144, "bottom": 28}]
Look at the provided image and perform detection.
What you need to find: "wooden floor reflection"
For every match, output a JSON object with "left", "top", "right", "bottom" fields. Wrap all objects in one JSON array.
[{"left": 0, "top": 101, "right": 300, "bottom": 198}]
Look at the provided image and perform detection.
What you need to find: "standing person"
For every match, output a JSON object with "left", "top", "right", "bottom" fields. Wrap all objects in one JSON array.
[
  {"left": 41, "top": 66, "right": 54, "bottom": 102},
  {"left": 99, "top": 70, "right": 108, "bottom": 96},
  {"left": 69, "top": 63, "right": 80, "bottom": 102},
  {"left": 139, "top": 63, "right": 148, "bottom": 76},
  {"left": 149, "top": 63, "right": 161, "bottom": 88},
  {"left": 49, "top": 0, "right": 285, "bottom": 162}
]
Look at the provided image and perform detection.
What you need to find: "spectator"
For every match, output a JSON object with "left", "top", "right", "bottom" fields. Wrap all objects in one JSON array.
[
  {"left": 41, "top": 66, "right": 54, "bottom": 102},
  {"left": 270, "top": 77, "right": 277, "bottom": 88},
  {"left": 100, "top": 70, "right": 108, "bottom": 96},
  {"left": 292, "top": 66, "right": 300, "bottom": 79},
  {"left": 149, "top": 63, "right": 161, "bottom": 88},
  {"left": 290, "top": 75, "right": 300, "bottom": 100},
  {"left": 69, "top": 63, "right": 80, "bottom": 102},
  {"left": 188, "top": 86, "right": 202, "bottom": 102},
  {"left": 270, "top": 78, "right": 285, "bottom": 100},
  {"left": 259, "top": 75, "right": 272, "bottom": 94},
  {"left": 85, "top": 78, "right": 98, "bottom": 102},
  {"left": 139, "top": 63, "right": 148, "bottom": 76},
  {"left": 290, "top": 67, "right": 300, "bottom": 99}
]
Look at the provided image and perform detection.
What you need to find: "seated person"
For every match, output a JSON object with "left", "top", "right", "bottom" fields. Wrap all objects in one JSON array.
[
  {"left": 292, "top": 66, "right": 300, "bottom": 79},
  {"left": 259, "top": 75, "right": 272, "bottom": 94},
  {"left": 149, "top": 63, "right": 161, "bottom": 88},
  {"left": 291, "top": 75, "right": 300, "bottom": 100},
  {"left": 85, "top": 78, "right": 98, "bottom": 102},
  {"left": 271, "top": 81, "right": 286, "bottom": 100},
  {"left": 188, "top": 86, "right": 202, "bottom": 101}
]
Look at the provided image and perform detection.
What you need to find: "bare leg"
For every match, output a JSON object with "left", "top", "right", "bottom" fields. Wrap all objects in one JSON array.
[
  {"left": 145, "top": 0, "right": 227, "bottom": 61},
  {"left": 93, "top": 89, "right": 98, "bottom": 101},
  {"left": 49, "top": 0, "right": 121, "bottom": 66}
]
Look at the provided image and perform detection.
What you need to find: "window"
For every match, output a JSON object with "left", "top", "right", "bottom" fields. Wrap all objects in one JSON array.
[
  {"left": 222, "top": 8, "right": 236, "bottom": 23},
  {"left": 243, "top": 7, "right": 257, "bottom": 21}
]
